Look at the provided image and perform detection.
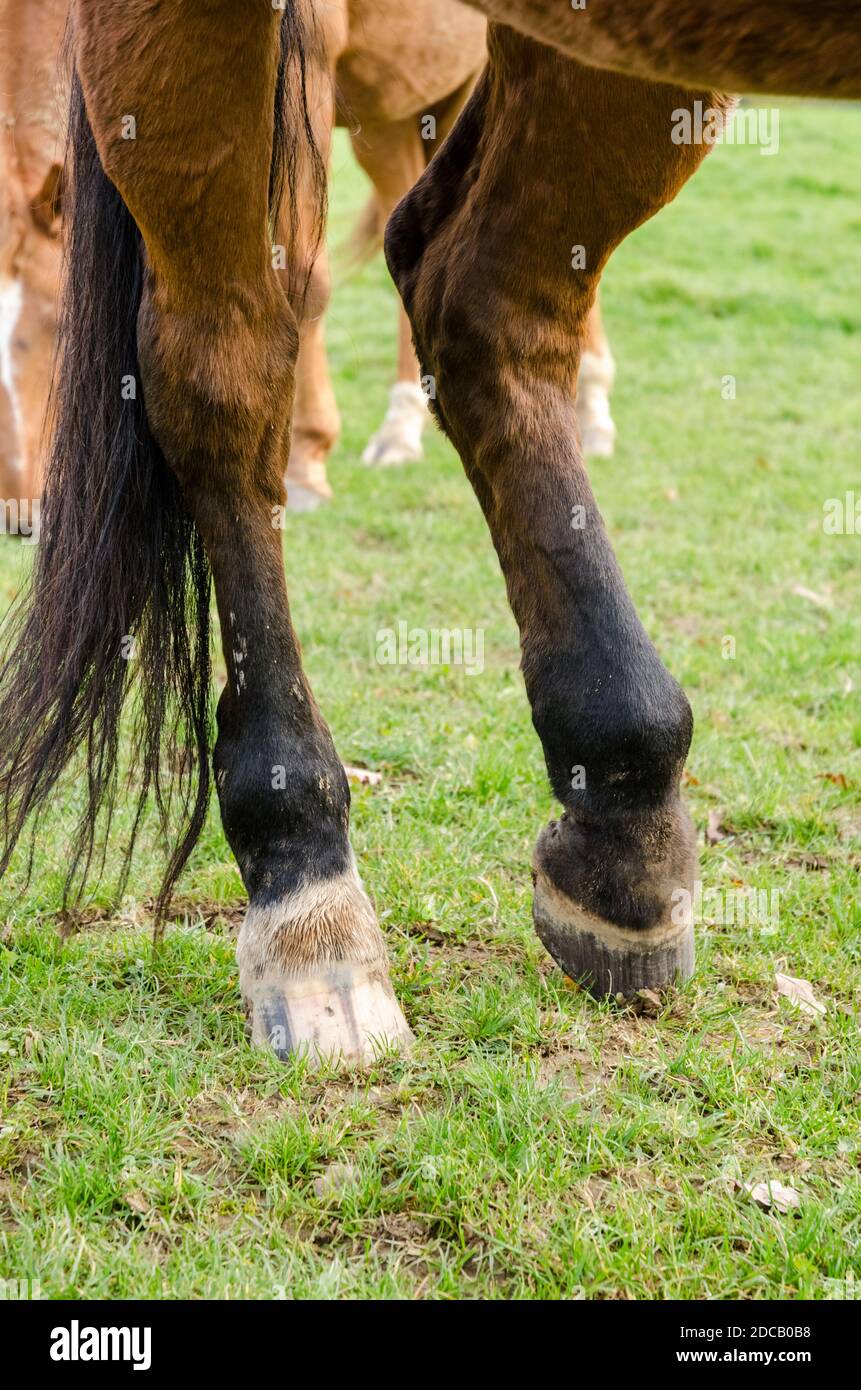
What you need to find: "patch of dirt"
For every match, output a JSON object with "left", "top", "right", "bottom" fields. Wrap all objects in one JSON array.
[
  {"left": 52, "top": 897, "right": 247, "bottom": 940},
  {"left": 536, "top": 1049, "right": 603, "bottom": 1100}
]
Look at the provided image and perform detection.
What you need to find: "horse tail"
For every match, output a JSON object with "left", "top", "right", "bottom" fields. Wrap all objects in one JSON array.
[{"left": 0, "top": 8, "right": 325, "bottom": 917}]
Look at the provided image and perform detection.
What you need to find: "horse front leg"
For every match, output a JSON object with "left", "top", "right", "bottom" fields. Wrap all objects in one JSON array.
[
  {"left": 73, "top": 0, "right": 410, "bottom": 1063},
  {"left": 387, "top": 30, "right": 726, "bottom": 997}
]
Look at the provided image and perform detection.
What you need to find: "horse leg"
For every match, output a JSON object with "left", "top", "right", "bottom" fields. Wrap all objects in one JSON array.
[
  {"left": 387, "top": 32, "right": 727, "bottom": 997},
  {"left": 73, "top": 0, "right": 409, "bottom": 1062},
  {"left": 9, "top": 194, "right": 62, "bottom": 503},
  {"left": 286, "top": 241, "right": 340, "bottom": 511},
  {"left": 575, "top": 293, "right": 616, "bottom": 459},
  {"left": 0, "top": 147, "right": 24, "bottom": 503},
  {"left": 353, "top": 118, "right": 429, "bottom": 466},
  {"left": 283, "top": 0, "right": 347, "bottom": 512}
]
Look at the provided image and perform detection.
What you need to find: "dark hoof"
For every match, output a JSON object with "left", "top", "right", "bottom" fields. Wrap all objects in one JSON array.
[
  {"left": 533, "top": 867, "right": 694, "bottom": 998},
  {"left": 532, "top": 808, "right": 697, "bottom": 999}
]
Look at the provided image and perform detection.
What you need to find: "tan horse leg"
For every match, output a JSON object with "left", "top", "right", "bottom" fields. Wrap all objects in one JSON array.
[
  {"left": 0, "top": 0, "right": 65, "bottom": 510},
  {"left": 9, "top": 204, "right": 62, "bottom": 503},
  {"left": 283, "top": 0, "right": 347, "bottom": 513},
  {"left": 0, "top": 159, "right": 60, "bottom": 518},
  {"left": 0, "top": 145, "right": 24, "bottom": 504},
  {"left": 353, "top": 116, "right": 429, "bottom": 467},
  {"left": 286, "top": 241, "right": 340, "bottom": 511},
  {"left": 387, "top": 33, "right": 727, "bottom": 996}
]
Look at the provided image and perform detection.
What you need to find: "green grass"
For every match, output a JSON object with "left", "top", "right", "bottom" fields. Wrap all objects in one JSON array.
[{"left": 2, "top": 105, "right": 860, "bottom": 1300}]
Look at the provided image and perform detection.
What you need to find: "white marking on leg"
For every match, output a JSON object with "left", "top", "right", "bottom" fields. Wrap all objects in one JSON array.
[
  {"left": 0, "top": 278, "right": 25, "bottom": 479},
  {"left": 238, "top": 853, "right": 411, "bottom": 1063},
  {"left": 362, "top": 381, "right": 428, "bottom": 466},
  {"left": 575, "top": 348, "right": 616, "bottom": 458}
]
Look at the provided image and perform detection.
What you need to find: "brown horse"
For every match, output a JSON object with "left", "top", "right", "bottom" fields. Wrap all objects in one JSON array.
[
  {"left": 287, "top": 0, "right": 616, "bottom": 507},
  {"left": 0, "top": 0, "right": 856, "bottom": 1065},
  {"left": 0, "top": 0, "right": 616, "bottom": 514}
]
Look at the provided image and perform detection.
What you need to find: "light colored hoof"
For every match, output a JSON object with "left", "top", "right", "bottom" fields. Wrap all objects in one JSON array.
[
  {"left": 532, "top": 867, "right": 694, "bottom": 1000},
  {"left": 285, "top": 454, "right": 333, "bottom": 512},
  {"left": 580, "top": 421, "right": 616, "bottom": 458},
  {"left": 362, "top": 381, "right": 427, "bottom": 467},
  {"left": 575, "top": 348, "right": 616, "bottom": 460},
  {"left": 285, "top": 480, "right": 331, "bottom": 513},
  {"left": 244, "top": 961, "right": 413, "bottom": 1066},
  {"left": 237, "top": 859, "right": 411, "bottom": 1067}
]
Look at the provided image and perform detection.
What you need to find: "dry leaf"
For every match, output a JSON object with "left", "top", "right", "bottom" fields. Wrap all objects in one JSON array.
[
  {"left": 786, "top": 854, "right": 830, "bottom": 872},
  {"left": 775, "top": 972, "right": 826, "bottom": 1017},
  {"left": 792, "top": 584, "right": 831, "bottom": 610},
  {"left": 343, "top": 764, "right": 382, "bottom": 786},
  {"left": 745, "top": 1179, "right": 801, "bottom": 1214}
]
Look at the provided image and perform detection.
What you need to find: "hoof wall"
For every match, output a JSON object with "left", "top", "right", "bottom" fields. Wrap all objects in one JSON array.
[
  {"left": 533, "top": 869, "right": 693, "bottom": 1000},
  {"left": 244, "top": 962, "right": 413, "bottom": 1066},
  {"left": 580, "top": 424, "right": 616, "bottom": 459},
  {"left": 285, "top": 482, "right": 332, "bottom": 513}
]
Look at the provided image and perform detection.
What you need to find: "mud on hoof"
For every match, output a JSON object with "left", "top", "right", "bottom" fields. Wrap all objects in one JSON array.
[
  {"left": 237, "top": 864, "right": 412, "bottom": 1066},
  {"left": 362, "top": 381, "right": 427, "bottom": 466},
  {"left": 532, "top": 809, "right": 696, "bottom": 1000}
]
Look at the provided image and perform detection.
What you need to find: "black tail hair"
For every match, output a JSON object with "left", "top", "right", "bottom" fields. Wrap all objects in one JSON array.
[{"left": 0, "top": 8, "right": 325, "bottom": 919}]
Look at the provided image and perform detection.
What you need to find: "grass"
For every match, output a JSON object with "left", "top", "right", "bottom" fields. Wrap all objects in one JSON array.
[{"left": 1, "top": 105, "right": 860, "bottom": 1300}]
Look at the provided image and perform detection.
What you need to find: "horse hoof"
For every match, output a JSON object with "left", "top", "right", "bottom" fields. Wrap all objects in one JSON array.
[
  {"left": 285, "top": 481, "right": 331, "bottom": 513},
  {"left": 531, "top": 809, "right": 696, "bottom": 999},
  {"left": 533, "top": 868, "right": 694, "bottom": 999},
  {"left": 580, "top": 422, "right": 616, "bottom": 458},
  {"left": 237, "top": 863, "right": 412, "bottom": 1067},
  {"left": 243, "top": 961, "right": 413, "bottom": 1065},
  {"left": 362, "top": 381, "right": 427, "bottom": 467},
  {"left": 361, "top": 436, "right": 424, "bottom": 467}
]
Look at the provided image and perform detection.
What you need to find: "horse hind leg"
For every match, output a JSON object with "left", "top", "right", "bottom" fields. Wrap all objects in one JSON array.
[
  {"left": 72, "top": 0, "right": 409, "bottom": 1063},
  {"left": 286, "top": 240, "right": 339, "bottom": 512},
  {"left": 387, "top": 34, "right": 729, "bottom": 998},
  {"left": 351, "top": 117, "right": 430, "bottom": 467},
  {"left": 283, "top": 3, "right": 346, "bottom": 513}
]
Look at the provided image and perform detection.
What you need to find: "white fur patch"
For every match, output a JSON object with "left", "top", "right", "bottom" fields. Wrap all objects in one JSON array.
[
  {"left": 362, "top": 381, "right": 428, "bottom": 466},
  {"left": 575, "top": 349, "right": 616, "bottom": 458},
  {"left": 0, "top": 278, "right": 24, "bottom": 474}
]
